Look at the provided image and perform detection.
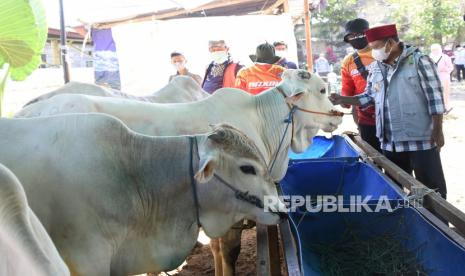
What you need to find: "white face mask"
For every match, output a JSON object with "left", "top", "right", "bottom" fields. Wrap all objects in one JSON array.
[
  {"left": 275, "top": 50, "right": 287, "bottom": 58},
  {"left": 173, "top": 61, "right": 186, "bottom": 71},
  {"left": 372, "top": 41, "right": 392, "bottom": 62},
  {"left": 211, "top": 51, "right": 229, "bottom": 64}
]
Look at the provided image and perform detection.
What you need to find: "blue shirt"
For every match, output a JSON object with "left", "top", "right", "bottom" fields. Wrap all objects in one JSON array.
[
  {"left": 276, "top": 58, "right": 298, "bottom": 69},
  {"left": 202, "top": 61, "right": 229, "bottom": 94}
]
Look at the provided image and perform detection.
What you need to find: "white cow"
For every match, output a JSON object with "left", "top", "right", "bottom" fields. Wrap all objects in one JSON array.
[
  {"left": 17, "top": 69, "right": 342, "bottom": 182},
  {"left": 0, "top": 164, "right": 69, "bottom": 276},
  {"left": 0, "top": 114, "right": 285, "bottom": 276},
  {"left": 23, "top": 75, "right": 209, "bottom": 106},
  {"left": 15, "top": 69, "right": 343, "bottom": 275}
]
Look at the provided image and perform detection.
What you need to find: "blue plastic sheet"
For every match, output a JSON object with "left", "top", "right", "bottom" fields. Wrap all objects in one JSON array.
[
  {"left": 281, "top": 160, "right": 465, "bottom": 276},
  {"left": 288, "top": 136, "right": 360, "bottom": 162}
]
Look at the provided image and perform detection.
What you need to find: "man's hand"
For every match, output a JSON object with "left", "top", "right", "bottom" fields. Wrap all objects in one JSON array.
[
  {"left": 431, "top": 114, "right": 444, "bottom": 150},
  {"left": 328, "top": 93, "right": 361, "bottom": 107},
  {"left": 329, "top": 93, "right": 342, "bottom": 105},
  {"left": 431, "top": 128, "right": 445, "bottom": 149}
]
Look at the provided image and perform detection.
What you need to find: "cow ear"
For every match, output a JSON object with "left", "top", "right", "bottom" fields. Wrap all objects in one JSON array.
[
  {"left": 195, "top": 157, "right": 217, "bottom": 183},
  {"left": 285, "top": 92, "right": 305, "bottom": 105}
]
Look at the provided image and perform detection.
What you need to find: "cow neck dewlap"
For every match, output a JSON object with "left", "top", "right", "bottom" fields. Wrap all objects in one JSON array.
[
  {"left": 254, "top": 88, "right": 293, "bottom": 164},
  {"left": 118, "top": 133, "right": 199, "bottom": 235}
]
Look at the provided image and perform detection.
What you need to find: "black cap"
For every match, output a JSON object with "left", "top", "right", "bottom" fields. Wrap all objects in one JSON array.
[
  {"left": 249, "top": 43, "right": 281, "bottom": 64},
  {"left": 343, "top": 18, "right": 369, "bottom": 42}
]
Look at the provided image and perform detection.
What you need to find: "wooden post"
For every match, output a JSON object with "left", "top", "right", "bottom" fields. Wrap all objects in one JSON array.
[
  {"left": 268, "top": 225, "right": 281, "bottom": 275},
  {"left": 51, "top": 40, "right": 61, "bottom": 66},
  {"left": 58, "top": 0, "right": 70, "bottom": 83},
  {"left": 256, "top": 224, "right": 271, "bottom": 276},
  {"left": 303, "top": 0, "right": 313, "bottom": 72},
  {"left": 279, "top": 218, "right": 302, "bottom": 276}
]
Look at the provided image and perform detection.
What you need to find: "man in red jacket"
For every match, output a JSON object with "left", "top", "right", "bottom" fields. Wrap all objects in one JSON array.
[{"left": 341, "top": 18, "right": 380, "bottom": 151}]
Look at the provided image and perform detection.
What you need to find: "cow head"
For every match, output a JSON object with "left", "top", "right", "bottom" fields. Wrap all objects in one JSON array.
[
  {"left": 196, "top": 124, "right": 286, "bottom": 238},
  {"left": 278, "top": 69, "right": 343, "bottom": 153}
]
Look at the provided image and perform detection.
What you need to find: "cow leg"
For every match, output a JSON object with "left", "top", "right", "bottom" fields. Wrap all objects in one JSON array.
[
  {"left": 210, "top": 238, "right": 223, "bottom": 276},
  {"left": 219, "top": 225, "right": 243, "bottom": 276}
]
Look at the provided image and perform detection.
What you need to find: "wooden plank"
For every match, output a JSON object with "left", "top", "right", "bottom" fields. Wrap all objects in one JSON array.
[
  {"left": 263, "top": 0, "right": 287, "bottom": 15},
  {"left": 362, "top": 150, "right": 465, "bottom": 248},
  {"left": 256, "top": 224, "right": 271, "bottom": 276},
  {"left": 416, "top": 205, "right": 465, "bottom": 249},
  {"left": 283, "top": 0, "right": 290, "bottom": 13},
  {"left": 268, "top": 225, "right": 282, "bottom": 275},
  {"left": 276, "top": 185, "right": 302, "bottom": 276},
  {"left": 279, "top": 219, "right": 302, "bottom": 276},
  {"left": 351, "top": 135, "right": 465, "bottom": 238}
]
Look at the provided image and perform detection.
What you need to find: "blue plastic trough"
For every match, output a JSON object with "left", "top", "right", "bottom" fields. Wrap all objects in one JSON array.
[
  {"left": 280, "top": 159, "right": 465, "bottom": 275},
  {"left": 288, "top": 135, "right": 360, "bottom": 162}
]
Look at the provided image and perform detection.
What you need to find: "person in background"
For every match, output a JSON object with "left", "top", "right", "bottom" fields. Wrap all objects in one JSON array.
[
  {"left": 273, "top": 41, "right": 298, "bottom": 69},
  {"left": 314, "top": 53, "right": 331, "bottom": 77},
  {"left": 340, "top": 18, "right": 380, "bottom": 152},
  {"left": 430, "top": 44, "right": 453, "bottom": 112},
  {"left": 330, "top": 24, "right": 447, "bottom": 201},
  {"left": 169, "top": 52, "right": 203, "bottom": 85},
  {"left": 202, "top": 40, "right": 243, "bottom": 94},
  {"left": 235, "top": 43, "right": 285, "bottom": 95},
  {"left": 453, "top": 45, "right": 465, "bottom": 82},
  {"left": 443, "top": 45, "right": 454, "bottom": 82}
]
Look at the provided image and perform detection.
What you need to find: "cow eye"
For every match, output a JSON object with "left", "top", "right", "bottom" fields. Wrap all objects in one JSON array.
[
  {"left": 320, "top": 88, "right": 326, "bottom": 94},
  {"left": 240, "top": 165, "right": 256, "bottom": 175}
]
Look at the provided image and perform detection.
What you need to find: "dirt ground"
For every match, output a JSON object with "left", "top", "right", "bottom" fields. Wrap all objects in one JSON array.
[{"left": 169, "top": 229, "right": 258, "bottom": 276}]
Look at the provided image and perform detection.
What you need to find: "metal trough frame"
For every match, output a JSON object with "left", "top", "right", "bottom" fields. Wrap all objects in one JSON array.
[{"left": 256, "top": 133, "right": 465, "bottom": 275}]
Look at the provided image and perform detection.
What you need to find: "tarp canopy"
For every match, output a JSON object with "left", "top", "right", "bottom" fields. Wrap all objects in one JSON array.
[{"left": 43, "top": 0, "right": 216, "bottom": 27}]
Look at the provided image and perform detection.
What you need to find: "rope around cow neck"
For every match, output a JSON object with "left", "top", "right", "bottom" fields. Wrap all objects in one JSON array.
[
  {"left": 267, "top": 86, "right": 351, "bottom": 177},
  {"left": 188, "top": 136, "right": 202, "bottom": 228},
  {"left": 188, "top": 136, "right": 282, "bottom": 229},
  {"left": 268, "top": 105, "right": 297, "bottom": 175}
]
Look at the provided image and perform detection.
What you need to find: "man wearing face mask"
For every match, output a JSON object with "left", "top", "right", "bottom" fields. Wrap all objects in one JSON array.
[
  {"left": 202, "top": 40, "right": 243, "bottom": 94},
  {"left": 340, "top": 18, "right": 380, "bottom": 152},
  {"left": 169, "top": 52, "right": 203, "bottom": 85},
  {"left": 329, "top": 24, "right": 447, "bottom": 200},
  {"left": 273, "top": 41, "right": 298, "bottom": 69}
]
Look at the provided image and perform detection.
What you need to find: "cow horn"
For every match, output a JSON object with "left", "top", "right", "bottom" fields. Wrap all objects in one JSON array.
[
  {"left": 208, "top": 129, "right": 227, "bottom": 143},
  {"left": 298, "top": 70, "right": 312, "bottom": 80}
]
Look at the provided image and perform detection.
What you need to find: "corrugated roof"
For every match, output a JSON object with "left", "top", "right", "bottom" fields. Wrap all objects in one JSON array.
[
  {"left": 48, "top": 28, "right": 85, "bottom": 40},
  {"left": 93, "top": 0, "right": 281, "bottom": 28}
]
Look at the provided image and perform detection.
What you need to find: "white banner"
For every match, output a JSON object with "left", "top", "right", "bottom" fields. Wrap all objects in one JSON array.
[{"left": 112, "top": 15, "right": 298, "bottom": 95}]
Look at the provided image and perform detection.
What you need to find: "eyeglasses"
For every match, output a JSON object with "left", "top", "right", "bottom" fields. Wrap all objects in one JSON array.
[{"left": 347, "top": 34, "right": 366, "bottom": 41}]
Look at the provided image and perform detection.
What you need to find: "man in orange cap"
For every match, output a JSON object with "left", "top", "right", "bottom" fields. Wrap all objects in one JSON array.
[{"left": 330, "top": 24, "right": 447, "bottom": 200}]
